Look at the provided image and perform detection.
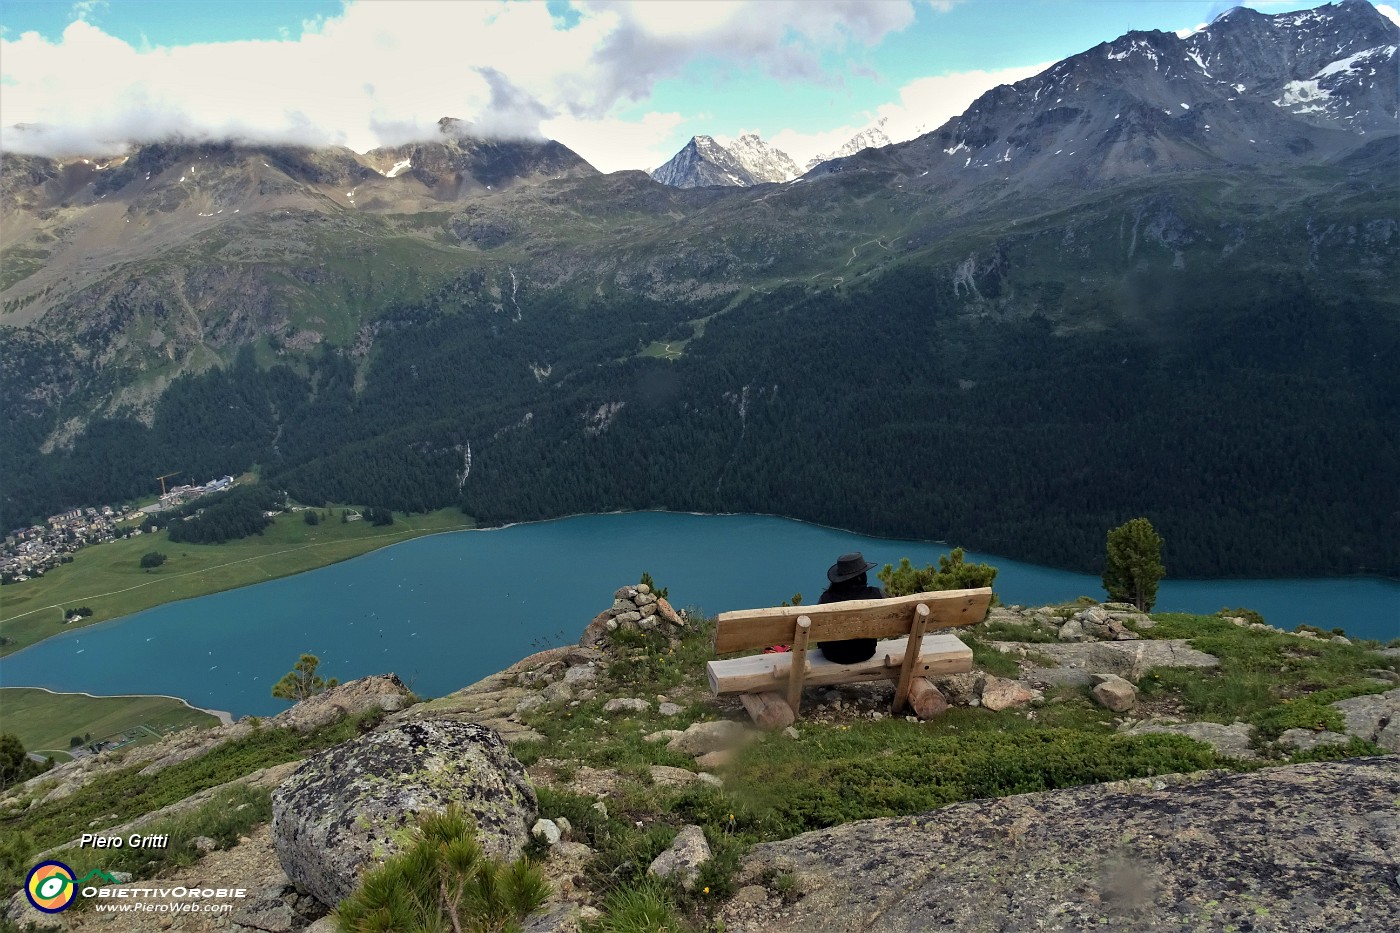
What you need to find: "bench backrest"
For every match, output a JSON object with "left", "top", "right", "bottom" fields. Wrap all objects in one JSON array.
[{"left": 713, "top": 587, "right": 993, "bottom": 654}]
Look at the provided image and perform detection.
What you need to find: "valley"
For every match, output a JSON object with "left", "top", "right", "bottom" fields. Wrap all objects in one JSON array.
[{"left": 1, "top": 0, "right": 1397, "bottom": 584}]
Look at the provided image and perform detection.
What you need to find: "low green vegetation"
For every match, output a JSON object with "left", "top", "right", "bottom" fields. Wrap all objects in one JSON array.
[
  {"left": 0, "top": 712, "right": 383, "bottom": 852},
  {"left": 0, "top": 506, "right": 474, "bottom": 656},
  {"left": 501, "top": 600, "right": 1397, "bottom": 931},
  {"left": 335, "top": 807, "right": 550, "bottom": 933},
  {"left": 0, "top": 688, "right": 218, "bottom": 762},
  {"left": 1136, "top": 613, "right": 1397, "bottom": 739},
  {"left": 40, "top": 783, "right": 272, "bottom": 887},
  {"left": 877, "top": 548, "right": 998, "bottom": 597}
]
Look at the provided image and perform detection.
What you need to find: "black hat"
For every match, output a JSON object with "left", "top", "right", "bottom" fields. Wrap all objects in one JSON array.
[{"left": 828, "top": 551, "right": 877, "bottom": 583}]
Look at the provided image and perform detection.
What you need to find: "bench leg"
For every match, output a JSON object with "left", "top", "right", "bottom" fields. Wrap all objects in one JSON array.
[
  {"left": 892, "top": 603, "right": 931, "bottom": 714},
  {"left": 741, "top": 691, "right": 796, "bottom": 731},
  {"left": 786, "top": 616, "right": 812, "bottom": 717}
]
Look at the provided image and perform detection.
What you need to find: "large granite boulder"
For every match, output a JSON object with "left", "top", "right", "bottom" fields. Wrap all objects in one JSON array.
[
  {"left": 719, "top": 757, "right": 1400, "bottom": 932},
  {"left": 271, "top": 720, "right": 536, "bottom": 907}
]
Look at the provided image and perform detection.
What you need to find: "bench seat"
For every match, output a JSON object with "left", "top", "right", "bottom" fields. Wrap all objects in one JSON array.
[{"left": 707, "top": 632, "right": 973, "bottom": 695}]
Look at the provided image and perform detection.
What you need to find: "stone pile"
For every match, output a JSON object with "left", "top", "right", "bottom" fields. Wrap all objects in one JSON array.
[{"left": 580, "top": 583, "right": 687, "bottom": 649}]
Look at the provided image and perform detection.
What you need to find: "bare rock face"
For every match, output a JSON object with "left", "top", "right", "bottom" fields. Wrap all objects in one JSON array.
[
  {"left": 267, "top": 673, "right": 414, "bottom": 733},
  {"left": 721, "top": 758, "right": 1400, "bottom": 932},
  {"left": 271, "top": 720, "right": 535, "bottom": 908},
  {"left": 1332, "top": 687, "right": 1400, "bottom": 752}
]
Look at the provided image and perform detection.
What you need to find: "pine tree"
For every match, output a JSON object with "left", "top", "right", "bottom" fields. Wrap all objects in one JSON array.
[
  {"left": 271, "top": 653, "right": 339, "bottom": 701},
  {"left": 1103, "top": 518, "right": 1165, "bottom": 611}
]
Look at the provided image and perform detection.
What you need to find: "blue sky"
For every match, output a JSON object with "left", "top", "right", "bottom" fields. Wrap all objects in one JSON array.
[{"left": 2, "top": 1, "right": 1395, "bottom": 171}]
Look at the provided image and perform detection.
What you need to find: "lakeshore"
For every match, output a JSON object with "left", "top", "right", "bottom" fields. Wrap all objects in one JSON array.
[
  {"left": 1, "top": 511, "right": 1395, "bottom": 719},
  {"left": 0, "top": 507, "right": 475, "bottom": 657}
]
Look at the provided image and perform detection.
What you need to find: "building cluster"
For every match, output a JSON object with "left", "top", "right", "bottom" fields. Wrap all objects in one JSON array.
[
  {"left": 1, "top": 475, "right": 236, "bottom": 584},
  {"left": 139, "top": 475, "right": 234, "bottom": 515},
  {"left": 1, "top": 506, "right": 125, "bottom": 584}
]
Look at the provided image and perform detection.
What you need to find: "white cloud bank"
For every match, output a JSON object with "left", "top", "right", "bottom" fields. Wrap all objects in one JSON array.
[
  {"left": 769, "top": 61, "right": 1053, "bottom": 167},
  {"left": 0, "top": 0, "right": 929, "bottom": 172}
]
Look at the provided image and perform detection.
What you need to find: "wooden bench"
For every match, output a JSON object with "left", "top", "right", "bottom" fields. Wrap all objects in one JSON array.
[{"left": 707, "top": 588, "right": 993, "bottom": 729}]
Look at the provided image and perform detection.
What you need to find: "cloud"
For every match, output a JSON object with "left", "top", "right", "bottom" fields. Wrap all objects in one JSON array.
[
  {"left": 769, "top": 61, "right": 1053, "bottom": 167},
  {"left": 1376, "top": 3, "right": 1400, "bottom": 26},
  {"left": 0, "top": 0, "right": 925, "bottom": 166}
]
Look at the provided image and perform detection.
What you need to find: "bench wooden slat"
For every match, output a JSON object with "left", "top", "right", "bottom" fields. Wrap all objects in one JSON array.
[
  {"left": 713, "top": 587, "right": 992, "bottom": 653},
  {"left": 707, "top": 632, "right": 973, "bottom": 696}
]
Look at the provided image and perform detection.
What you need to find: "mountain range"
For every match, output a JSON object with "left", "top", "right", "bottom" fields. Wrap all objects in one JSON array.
[{"left": 1, "top": 0, "right": 1396, "bottom": 579}]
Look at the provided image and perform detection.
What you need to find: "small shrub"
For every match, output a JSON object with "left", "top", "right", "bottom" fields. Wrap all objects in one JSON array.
[
  {"left": 878, "top": 549, "right": 998, "bottom": 600},
  {"left": 1217, "top": 607, "right": 1265, "bottom": 627},
  {"left": 585, "top": 879, "right": 685, "bottom": 933},
  {"left": 335, "top": 807, "right": 549, "bottom": 933}
]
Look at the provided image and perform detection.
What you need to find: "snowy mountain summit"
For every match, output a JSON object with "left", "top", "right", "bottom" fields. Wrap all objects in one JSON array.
[
  {"left": 650, "top": 134, "right": 797, "bottom": 188},
  {"left": 805, "top": 119, "right": 895, "bottom": 172}
]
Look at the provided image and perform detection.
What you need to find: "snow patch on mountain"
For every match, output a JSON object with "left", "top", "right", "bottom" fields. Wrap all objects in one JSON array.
[{"left": 804, "top": 119, "right": 893, "bottom": 172}]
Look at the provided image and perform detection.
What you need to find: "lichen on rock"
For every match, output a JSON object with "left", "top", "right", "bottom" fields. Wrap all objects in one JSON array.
[{"left": 271, "top": 719, "right": 536, "bottom": 908}]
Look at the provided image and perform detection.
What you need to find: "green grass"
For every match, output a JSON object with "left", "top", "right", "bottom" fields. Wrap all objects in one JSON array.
[
  {"left": 1, "top": 713, "right": 380, "bottom": 851},
  {"left": 723, "top": 717, "right": 1221, "bottom": 837},
  {"left": 0, "top": 507, "right": 474, "bottom": 657},
  {"left": 1136, "top": 613, "right": 1400, "bottom": 739},
  {"left": 38, "top": 783, "right": 272, "bottom": 888},
  {"left": 639, "top": 341, "right": 686, "bottom": 360},
  {"left": 0, "top": 688, "right": 219, "bottom": 762}
]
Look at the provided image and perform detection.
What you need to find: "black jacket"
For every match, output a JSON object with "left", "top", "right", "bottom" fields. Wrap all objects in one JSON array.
[{"left": 815, "top": 579, "right": 886, "bottom": 664}]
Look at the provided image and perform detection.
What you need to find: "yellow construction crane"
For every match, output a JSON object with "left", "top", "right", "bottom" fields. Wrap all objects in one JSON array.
[{"left": 155, "top": 473, "right": 179, "bottom": 495}]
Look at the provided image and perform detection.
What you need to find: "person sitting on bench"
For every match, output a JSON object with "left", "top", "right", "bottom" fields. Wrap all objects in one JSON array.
[{"left": 816, "top": 552, "right": 886, "bottom": 663}]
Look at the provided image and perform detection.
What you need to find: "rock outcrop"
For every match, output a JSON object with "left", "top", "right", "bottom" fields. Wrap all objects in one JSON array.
[
  {"left": 1333, "top": 687, "right": 1400, "bottom": 752},
  {"left": 271, "top": 720, "right": 535, "bottom": 907},
  {"left": 720, "top": 757, "right": 1400, "bottom": 932}
]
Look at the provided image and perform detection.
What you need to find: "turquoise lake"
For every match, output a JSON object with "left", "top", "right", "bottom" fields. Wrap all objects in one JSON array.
[{"left": 1, "top": 512, "right": 1396, "bottom": 717}]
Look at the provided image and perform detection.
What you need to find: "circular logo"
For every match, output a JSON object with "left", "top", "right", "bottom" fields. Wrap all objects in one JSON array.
[{"left": 25, "top": 861, "right": 77, "bottom": 913}]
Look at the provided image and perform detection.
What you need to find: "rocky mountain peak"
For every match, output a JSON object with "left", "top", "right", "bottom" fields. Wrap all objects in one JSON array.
[
  {"left": 810, "top": 0, "right": 1396, "bottom": 194},
  {"left": 650, "top": 133, "right": 797, "bottom": 188},
  {"left": 804, "top": 118, "right": 894, "bottom": 172}
]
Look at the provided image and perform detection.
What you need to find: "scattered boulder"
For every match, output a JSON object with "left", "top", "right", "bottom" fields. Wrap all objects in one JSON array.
[
  {"left": 1090, "top": 674, "right": 1138, "bottom": 712},
  {"left": 648, "top": 824, "right": 712, "bottom": 890},
  {"left": 603, "top": 698, "right": 651, "bottom": 714},
  {"left": 533, "top": 818, "right": 563, "bottom": 846},
  {"left": 1122, "top": 719, "right": 1258, "bottom": 759},
  {"left": 695, "top": 749, "right": 736, "bottom": 769},
  {"left": 562, "top": 664, "right": 599, "bottom": 686},
  {"left": 935, "top": 672, "right": 984, "bottom": 706},
  {"left": 649, "top": 765, "right": 702, "bottom": 787},
  {"left": 271, "top": 720, "right": 536, "bottom": 907},
  {"left": 1058, "top": 619, "right": 1085, "bottom": 641},
  {"left": 1331, "top": 688, "right": 1400, "bottom": 752},
  {"left": 658, "top": 701, "right": 684, "bottom": 716},
  {"left": 667, "top": 720, "right": 746, "bottom": 757},
  {"left": 1277, "top": 729, "right": 1352, "bottom": 752},
  {"left": 979, "top": 676, "right": 1040, "bottom": 711}
]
